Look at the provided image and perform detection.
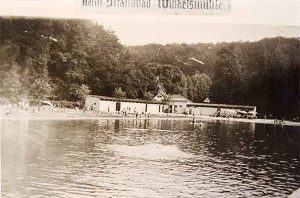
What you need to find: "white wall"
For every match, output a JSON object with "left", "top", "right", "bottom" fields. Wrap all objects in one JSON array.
[
  {"left": 99, "top": 100, "right": 116, "bottom": 112},
  {"left": 169, "top": 101, "right": 187, "bottom": 114},
  {"left": 147, "top": 103, "right": 160, "bottom": 114},
  {"left": 190, "top": 106, "right": 256, "bottom": 116},
  {"left": 86, "top": 96, "right": 255, "bottom": 116},
  {"left": 202, "top": 107, "right": 219, "bottom": 115},
  {"left": 120, "top": 102, "right": 145, "bottom": 114},
  {"left": 190, "top": 107, "right": 218, "bottom": 116},
  {"left": 86, "top": 96, "right": 166, "bottom": 114},
  {"left": 85, "top": 96, "right": 100, "bottom": 110},
  {"left": 119, "top": 102, "right": 165, "bottom": 114}
]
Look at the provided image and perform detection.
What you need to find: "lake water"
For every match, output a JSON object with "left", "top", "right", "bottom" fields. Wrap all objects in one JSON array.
[{"left": 1, "top": 119, "right": 300, "bottom": 198}]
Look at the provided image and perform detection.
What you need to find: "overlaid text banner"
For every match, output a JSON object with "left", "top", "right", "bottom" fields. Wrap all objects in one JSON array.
[{"left": 81, "top": 0, "right": 232, "bottom": 15}]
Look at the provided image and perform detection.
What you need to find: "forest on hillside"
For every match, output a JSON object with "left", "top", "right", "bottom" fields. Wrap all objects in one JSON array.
[{"left": 0, "top": 17, "right": 299, "bottom": 119}]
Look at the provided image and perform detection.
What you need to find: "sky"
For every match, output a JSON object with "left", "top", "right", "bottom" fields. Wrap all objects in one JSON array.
[{"left": 0, "top": 0, "right": 299, "bottom": 45}]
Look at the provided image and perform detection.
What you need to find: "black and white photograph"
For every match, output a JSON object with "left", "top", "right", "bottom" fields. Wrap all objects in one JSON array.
[{"left": 0, "top": 0, "right": 300, "bottom": 197}]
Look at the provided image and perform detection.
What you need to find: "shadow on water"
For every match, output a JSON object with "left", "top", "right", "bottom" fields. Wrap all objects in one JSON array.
[{"left": 1, "top": 118, "right": 300, "bottom": 198}]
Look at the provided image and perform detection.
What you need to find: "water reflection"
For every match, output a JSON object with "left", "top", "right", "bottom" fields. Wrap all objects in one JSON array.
[{"left": 1, "top": 119, "right": 299, "bottom": 198}]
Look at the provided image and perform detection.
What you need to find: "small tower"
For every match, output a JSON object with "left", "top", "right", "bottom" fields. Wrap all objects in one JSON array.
[{"left": 153, "top": 78, "right": 168, "bottom": 102}]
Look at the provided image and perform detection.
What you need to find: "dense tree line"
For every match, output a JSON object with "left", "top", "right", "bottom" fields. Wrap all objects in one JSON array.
[
  {"left": 129, "top": 39, "right": 300, "bottom": 119},
  {"left": 0, "top": 17, "right": 299, "bottom": 119}
]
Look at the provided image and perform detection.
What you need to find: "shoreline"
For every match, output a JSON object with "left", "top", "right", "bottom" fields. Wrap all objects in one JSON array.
[{"left": 1, "top": 110, "right": 300, "bottom": 127}]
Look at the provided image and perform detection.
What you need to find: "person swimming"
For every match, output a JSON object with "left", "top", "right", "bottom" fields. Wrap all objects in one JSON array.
[{"left": 190, "top": 114, "right": 204, "bottom": 127}]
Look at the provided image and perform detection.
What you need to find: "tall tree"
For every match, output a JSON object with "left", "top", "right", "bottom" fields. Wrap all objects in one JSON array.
[
  {"left": 210, "top": 45, "right": 244, "bottom": 104},
  {"left": 0, "top": 62, "right": 22, "bottom": 102},
  {"left": 188, "top": 72, "right": 212, "bottom": 103},
  {"left": 113, "top": 87, "right": 126, "bottom": 99}
]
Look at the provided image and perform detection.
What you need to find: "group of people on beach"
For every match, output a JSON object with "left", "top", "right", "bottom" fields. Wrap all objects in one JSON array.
[
  {"left": 116, "top": 109, "right": 152, "bottom": 119},
  {"left": 274, "top": 119, "right": 285, "bottom": 125},
  {"left": 0, "top": 101, "right": 31, "bottom": 115},
  {"left": 210, "top": 109, "right": 257, "bottom": 119}
]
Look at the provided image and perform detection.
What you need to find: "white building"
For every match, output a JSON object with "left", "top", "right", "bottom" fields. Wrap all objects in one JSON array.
[
  {"left": 187, "top": 102, "right": 256, "bottom": 116},
  {"left": 85, "top": 95, "right": 166, "bottom": 114},
  {"left": 166, "top": 94, "right": 191, "bottom": 114},
  {"left": 85, "top": 94, "right": 257, "bottom": 117}
]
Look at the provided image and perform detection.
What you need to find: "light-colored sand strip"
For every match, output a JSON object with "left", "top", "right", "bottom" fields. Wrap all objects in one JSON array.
[{"left": 1, "top": 112, "right": 299, "bottom": 127}]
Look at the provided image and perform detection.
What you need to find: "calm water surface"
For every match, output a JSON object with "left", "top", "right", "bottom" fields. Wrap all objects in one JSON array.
[{"left": 1, "top": 119, "right": 300, "bottom": 198}]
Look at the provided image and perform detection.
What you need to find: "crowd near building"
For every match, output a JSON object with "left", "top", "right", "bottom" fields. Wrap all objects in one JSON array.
[{"left": 85, "top": 85, "right": 257, "bottom": 118}]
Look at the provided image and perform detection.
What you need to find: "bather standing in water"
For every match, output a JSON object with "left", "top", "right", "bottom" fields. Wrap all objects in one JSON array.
[{"left": 192, "top": 113, "right": 195, "bottom": 124}]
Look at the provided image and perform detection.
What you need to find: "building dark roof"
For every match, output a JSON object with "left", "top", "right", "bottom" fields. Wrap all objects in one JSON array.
[
  {"left": 167, "top": 94, "right": 191, "bottom": 102},
  {"left": 187, "top": 102, "right": 256, "bottom": 110},
  {"left": 87, "top": 95, "right": 166, "bottom": 105}
]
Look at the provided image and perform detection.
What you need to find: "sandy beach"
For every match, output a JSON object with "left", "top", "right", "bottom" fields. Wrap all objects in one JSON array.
[{"left": 1, "top": 108, "right": 300, "bottom": 127}]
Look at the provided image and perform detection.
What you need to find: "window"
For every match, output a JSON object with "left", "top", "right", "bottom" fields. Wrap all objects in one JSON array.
[{"left": 116, "top": 102, "right": 121, "bottom": 111}]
